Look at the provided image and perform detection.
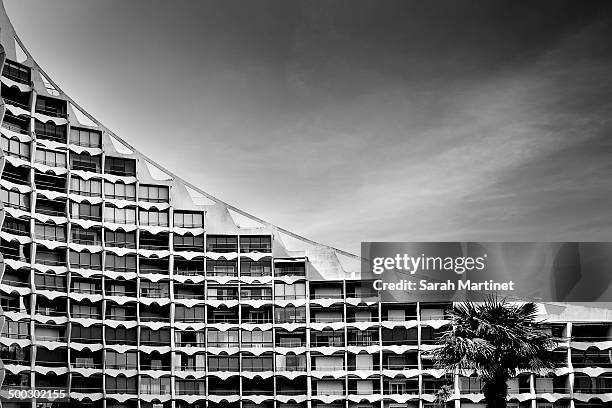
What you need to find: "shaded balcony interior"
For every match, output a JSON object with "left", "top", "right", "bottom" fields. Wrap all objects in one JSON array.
[
  {"left": 311, "top": 329, "right": 344, "bottom": 347},
  {"left": 206, "top": 235, "right": 237, "bottom": 253},
  {"left": 140, "top": 351, "right": 171, "bottom": 370},
  {"left": 381, "top": 303, "right": 417, "bottom": 321},
  {"left": 140, "top": 328, "right": 171, "bottom": 347},
  {"left": 310, "top": 281, "right": 343, "bottom": 299},
  {"left": 2, "top": 59, "right": 31, "bottom": 84},
  {"left": 139, "top": 256, "right": 170, "bottom": 275},
  {"left": 35, "top": 196, "right": 66, "bottom": 216},
  {"left": 274, "top": 259, "right": 306, "bottom": 276},
  {"left": 105, "top": 278, "right": 137, "bottom": 297},
  {"left": 35, "top": 246, "right": 66, "bottom": 266},
  {"left": 70, "top": 224, "right": 102, "bottom": 245},
  {"left": 2, "top": 112, "right": 29, "bottom": 134},
  {"left": 71, "top": 373, "right": 103, "bottom": 393},
  {"left": 34, "top": 323, "right": 66, "bottom": 342},
  {"left": 175, "top": 305, "right": 205, "bottom": 323},
  {"left": 71, "top": 348, "right": 103, "bottom": 369},
  {"left": 0, "top": 237, "right": 30, "bottom": 262},
  {"left": 70, "top": 151, "right": 102, "bottom": 172},
  {"left": 105, "top": 326, "right": 137, "bottom": 345},
  {"left": 104, "top": 156, "right": 136, "bottom": 177},
  {"left": 2, "top": 83, "right": 31, "bottom": 109},
  {"left": 208, "top": 306, "right": 239, "bottom": 324},
  {"left": 2, "top": 161, "right": 30, "bottom": 185},
  {"left": 206, "top": 258, "right": 237, "bottom": 276},
  {"left": 105, "top": 228, "right": 136, "bottom": 248},
  {"left": 140, "top": 279, "right": 170, "bottom": 298},
  {"left": 2, "top": 216, "right": 30, "bottom": 237},
  {"left": 241, "top": 305, "right": 272, "bottom": 323},
  {"left": 35, "top": 95, "right": 67, "bottom": 118},
  {"left": 140, "top": 230, "right": 169, "bottom": 250},
  {"left": 276, "top": 329, "right": 306, "bottom": 347},
  {"left": 174, "top": 255, "right": 205, "bottom": 275},
  {"left": 382, "top": 327, "right": 418, "bottom": 346},
  {"left": 70, "top": 323, "right": 102, "bottom": 344},
  {"left": 176, "top": 329, "right": 205, "bottom": 347},
  {"left": 34, "top": 171, "right": 67, "bottom": 193},
  {"left": 572, "top": 323, "right": 612, "bottom": 342},
  {"left": 0, "top": 292, "right": 30, "bottom": 313},
  {"left": 1, "top": 266, "right": 29, "bottom": 287},
  {"left": 382, "top": 351, "right": 418, "bottom": 370},
  {"left": 105, "top": 301, "right": 137, "bottom": 321},
  {"left": 34, "top": 119, "right": 66, "bottom": 143},
  {"left": 174, "top": 282, "right": 205, "bottom": 299},
  {"left": 139, "top": 303, "right": 170, "bottom": 322}
]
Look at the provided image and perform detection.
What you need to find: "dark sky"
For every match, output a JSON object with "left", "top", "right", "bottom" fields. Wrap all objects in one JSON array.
[{"left": 5, "top": 0, "right": 612, "bottom": 253}]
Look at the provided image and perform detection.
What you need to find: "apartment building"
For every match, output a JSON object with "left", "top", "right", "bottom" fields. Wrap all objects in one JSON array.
[{"left": 1, "top": 2, "right": 612, "bottom": 408}]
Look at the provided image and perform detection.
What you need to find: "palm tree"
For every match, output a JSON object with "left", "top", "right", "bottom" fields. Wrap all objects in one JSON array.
[{"left": 431, "top": 297, "right": 557, "bottom": 408}]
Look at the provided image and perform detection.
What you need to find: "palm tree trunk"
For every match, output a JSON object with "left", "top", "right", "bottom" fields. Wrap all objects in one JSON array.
[{"left": 482, "top": 375, "right": 508, "bottom": 408}]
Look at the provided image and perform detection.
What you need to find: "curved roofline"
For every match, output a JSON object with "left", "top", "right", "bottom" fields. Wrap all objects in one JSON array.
[{"left": 0, "top": 0, "right": 360, "bottom": 261}]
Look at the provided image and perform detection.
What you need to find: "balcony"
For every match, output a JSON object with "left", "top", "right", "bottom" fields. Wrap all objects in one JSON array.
[
  {"left": 2, "top": 59, "right": 31, "bottom": 84},
  {"left": 174, "top": 257, "right": 205, "bottom": 276},
  {"left": 206, "top": 235, "right": 238, "bottom": 253},
  {"left": 35, "top": 96, "right": 67, "bottom": 118}
]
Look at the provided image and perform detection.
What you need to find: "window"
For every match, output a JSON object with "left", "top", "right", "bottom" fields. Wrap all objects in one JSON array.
[
  {"left": 274, "top": 306, "right": 306, "bottom": 323},
  {"left": 34, "top": 273, "right": 66, "bottom": 291},
  {"left": 70, "top": 127, "right": 101, "bottom": 148},
  {"left": 70, "top": 152, "right": 101, "bottom": 172},
  {"left": 104, "top": 206, "right": 136, "bottom": 224},
  {"left": 240, "top": 258, "right": 272, "bottom": 276},
  {"left": 242, "top": 330, "right": 272, "bottom": 347},
  {"left": 240, "top": 287, "right": 272, "bottom": 300},
  {"left": 106, "top": 326, "right": 137, "bottom": 345},
  {"left": 35, "top": 148, "right": 66, "bottom": 167},
  {"left": 1, "top": 136, "right": 30, "bottom": 159},
  {"left": 71, "top": 279, "right": 101, "bottom": 294},
  {"left": 206, "top": 259, "right": 237, "bottom": 276},
  {"left": 206, "top": 235, "right": 237, "bottom": 253},
  {"left": 104, "top": 181, "right": 136, "bottom": 200},
  {"left": 274, "top": 283, "right": 306, "bottom": 300},
  {"left": 105, "top": 374, "right": 137, "bottom": 393},
  {"left": 69, "top": 250, "right": 102, "bottom": 270},
  {"left": 34, "top": 120, "right": 66, "bottom": 142},
  {"left": 138, "top": 185, "right": 169, "bottom": 203},
  {"left": 70, "top": 225, "right": 101, "bottom": 245},
  {"left": 1, "top": 320, "right": 29, "bottom": 339},
  {"left": 2, "top": 216, "right": 29, "bottom": 236},
  {"left": 71, "top": 301, "right": 101, "bottom": 319},
  {"left": 173, "top": 211, "right": 204, "bottom": 228},
  {"left": 208, "top": 356, "right": 239, "bottom": 372},
  {"left": 242, "top": 356, "right": 273, "bottom": 372},
  {"left": 207, "top": 330, "right": 239, "bottom": 347},
  {"left": 105, "top": 230, "right": 136, "bottom": 248},
  {"left": 139, "top": 209, "right": 168, "bottom": 227},
  {"left": 140, "top": 281, "right": 169, "bottom": 298},
  {"left": 105, "top": 254, "right": 136, "bottom": 273},
  {"left": 34, "top": 222, "right": 66, "bottom": 242},
  {"left": 71, "top": 202, "right": 102, "bottom": 221},
  {"left": 173, "top": 234, "right": 204, "bottom": 251},
  {"left": 175, "top": 306, "right": 205, "bottom": 322},
  {"left": 240, "top": 236, "right": 272, "bottom": 253},
  {"left": 1, "top": 188, "right": 30, "bottom": 210},
  {"left": 35, "top": 96, "right": 67, "bottom": 117},
  {"left": 105, "top": 351, "right": 137, "bottom": 369},
  {"left": 140, "top": 376, "right": 171, "bottom": 394},
  {"left": 70, "top": 177, "right": 101, "bottom": 196},
  {"left": 140, "top": 328, "right": 170, "bottom": 346},
  {"left": 2, "top": 60, "right": 30, "bottom": 84},
  {"left": 105, "top": 157, "right": 136, "bottom": 177}
]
